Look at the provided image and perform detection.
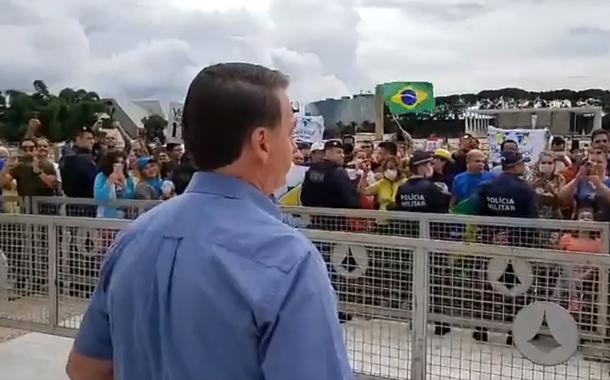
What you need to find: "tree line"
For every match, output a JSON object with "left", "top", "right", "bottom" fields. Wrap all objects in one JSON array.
[
  {"left": 2, "top": 81, "right": 609, "bottom": 143},
  {"left": 0, "top": 80, "right": 110, "bottom": 142}
]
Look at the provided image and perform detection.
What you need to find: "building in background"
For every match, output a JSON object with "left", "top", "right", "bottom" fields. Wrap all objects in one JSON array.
[
  {"left": 101, "top": 99, "right": 183, "bottom": 143},
  {"left": 306, "top": 94, "right": 375, "bottom": 127},
  {"left": 465, "top": 107, "right": 603, "bottom": 137}
]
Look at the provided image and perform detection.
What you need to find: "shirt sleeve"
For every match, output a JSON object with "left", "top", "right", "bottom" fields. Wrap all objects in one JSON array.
[
  {"left": 362, "top": 180, "right": 382, "bottom": 196},
  {"left": 39, "top": 160, "right": 56, "bottom": 176},
  {"left": 474, "top": 184, "right": 487, "bottom": 215},
  {"left": 451, "top": 176, "right": 460, "bottom": 199},
  {"left": 331, "top": 169, "right": 360, "bottom": 209},
  {"left": 123, "top": 177, "right": 136, "bottom": 199},
  {"left": 8, "top": 164, "right": 20, "bottom": 180},
  {"left": 524, "top": 186, "right": 539, "bottom": 218},
  {"left": 94, "top": 173, "right": 116, "bottom": 202},
  {"left": 261, "top": 250, "right": 352, "bottom": 380}
]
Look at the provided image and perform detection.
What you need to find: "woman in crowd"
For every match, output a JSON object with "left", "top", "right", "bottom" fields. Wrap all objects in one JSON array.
[
  {"left": 358, "top": 156, "right": 405, "bottom": 210},
  {"left": 529, "top": 151, "right": 565, "bottom": 219},
  {"left": 430, "top": 148, "right": 454, "bottom": 191},
  {"left": 134, "top": 156, "right": 164, "bottom": 200},
  {"left": 94, "top": 150, "right": 136, "bottom": 218},
  {"left": 558, "top": 148, "right": 610, "bottom": 221}
]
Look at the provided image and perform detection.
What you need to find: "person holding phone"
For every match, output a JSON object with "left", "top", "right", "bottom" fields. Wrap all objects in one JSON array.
[
  {"left": 93, "top": 150, "right": 136, "bottom": 219},
  {"left": 558, "top": 148, "right": 610, "bottom": 221},
  {"left": 0, "top": 138, "right": 57, "bottom": 196}
]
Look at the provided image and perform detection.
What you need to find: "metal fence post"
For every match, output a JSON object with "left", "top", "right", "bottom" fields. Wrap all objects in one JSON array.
[
  {"left": 596, "top": 224, "right": 610, "bottom": 339},
  {"left": 420, "top": 215, "right": 430, "bottom": 239},
  {"left": 0, "top": 249, "right": 7, "bottom": 304},
  {"left": 48, "top": 219, "right": 58, "bottom": 331},
  {"left": 411, "top": 246, "right": 429, "bottom": 380},
  {"left": 23, "top": 196, "right": 32, "bottom": 215}
]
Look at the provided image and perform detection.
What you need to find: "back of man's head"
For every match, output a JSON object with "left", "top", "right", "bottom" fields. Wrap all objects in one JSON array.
[
  {"left": 551, "top": 136, "right": 565, "bottom": 148},
  {"left": 378, "top": 141, "right": 398, "bottom": 157},
  {"left": 182, "top": 63, "right": 290, "bottom": 171}
]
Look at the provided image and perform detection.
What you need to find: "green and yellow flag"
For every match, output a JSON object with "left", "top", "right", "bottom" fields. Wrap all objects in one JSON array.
[{"left": 382, "top": 82, "right": 435, "bottom": 115}]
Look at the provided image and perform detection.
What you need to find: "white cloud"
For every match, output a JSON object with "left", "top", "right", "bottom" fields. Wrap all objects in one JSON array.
[{"left": 0, "top": 0, "right": 609, "bottom": 103}]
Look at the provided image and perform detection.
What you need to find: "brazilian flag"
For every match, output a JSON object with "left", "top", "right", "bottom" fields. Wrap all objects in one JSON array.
[{"left": 382, "top": 82, "right": 435, "bottom": 115}]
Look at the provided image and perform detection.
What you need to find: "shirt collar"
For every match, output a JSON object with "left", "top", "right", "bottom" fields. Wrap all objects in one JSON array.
[{"left": 185, "top": 171, "right": 281, "bottom": 219}]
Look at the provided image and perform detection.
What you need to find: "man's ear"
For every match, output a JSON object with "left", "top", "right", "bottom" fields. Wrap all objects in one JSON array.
[{"left": 248, "top": 126, "right": 271, "bottom": 163}]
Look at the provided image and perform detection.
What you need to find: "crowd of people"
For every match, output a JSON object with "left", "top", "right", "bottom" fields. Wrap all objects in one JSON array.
[
  {"left": 286, "top": 130, "right": 610, "bottom": 228},
  {"left": 0, "top": 122, "right": 198, "bottom": 217},
  {"left": 2, "top": 118, "right": 610, "bottom": 232}
]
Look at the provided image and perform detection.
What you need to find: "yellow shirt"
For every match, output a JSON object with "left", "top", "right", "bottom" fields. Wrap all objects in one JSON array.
[{"left": 363, "top": 178, "right": 405, "bottom": 209}]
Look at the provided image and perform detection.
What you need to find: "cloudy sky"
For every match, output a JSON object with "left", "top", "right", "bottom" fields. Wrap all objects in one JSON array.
[{"left": 1, "top": 0, "right": 609, "bottom": 102}]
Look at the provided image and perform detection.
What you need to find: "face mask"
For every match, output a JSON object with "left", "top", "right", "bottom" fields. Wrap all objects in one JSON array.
[
  {"left": 384, "top": 169, "right": 398, "bottom": 181},
  {"left": 538, "top": 163, "right": 554, "bottom": 174}
]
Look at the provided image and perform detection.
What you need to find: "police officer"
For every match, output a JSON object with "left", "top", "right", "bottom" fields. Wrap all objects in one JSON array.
[
  {"left": 394, "top": 150, "right": 451, "bottom": 336},
  {"left": 477, "top": 151, "right": 538, "bottom": 218},
  {"left": 474, "top": 150, "right": 538, "bottom": 344},
  {"left": 394, "top": 150, "right": 451, "bottom": 213},
  {"left": 300, "top": 140, "right": 359, "bottom": 209},
  {"left": 299, "top": 139, "right": 359, "bottom": 323}
]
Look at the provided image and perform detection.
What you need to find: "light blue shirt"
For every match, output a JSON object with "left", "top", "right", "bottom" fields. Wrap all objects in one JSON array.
[
  {"left": 93, "top": 172, "right": 136, "bottom": 218},
  {"left": 74, "top": 171, "right": 352, "bottom": 380}
]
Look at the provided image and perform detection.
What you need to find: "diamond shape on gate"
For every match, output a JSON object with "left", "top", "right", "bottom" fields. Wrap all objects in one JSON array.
[
  {"left": 341, "top": 247, "right": 358, "bottom": 273},
  {"left": 499, "top": 262, "right": 521, "bottom": 291}
]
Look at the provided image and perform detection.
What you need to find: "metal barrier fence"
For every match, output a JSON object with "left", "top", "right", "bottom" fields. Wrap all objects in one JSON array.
[
  {"left": 1, "top": 214, "right": 610, "bottom": 379},
  {"left": 5, "top": 196, "right": 610, "bottom": 250}
]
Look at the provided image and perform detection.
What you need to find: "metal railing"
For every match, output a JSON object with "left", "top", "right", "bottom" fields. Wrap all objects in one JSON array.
[
  {"left": 1, "top": 214, "right": 610, "bottom": 379},
  {"left": 5, "top": 195, "right": 610, "bottom": 250}
]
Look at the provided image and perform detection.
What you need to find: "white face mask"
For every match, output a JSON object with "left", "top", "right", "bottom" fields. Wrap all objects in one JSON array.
[
  {"left": 384, "top": 169, "right": 398, "bottom": 181},
  {"left": 538, "top": 163, "right": 554, "bottom": 174}
]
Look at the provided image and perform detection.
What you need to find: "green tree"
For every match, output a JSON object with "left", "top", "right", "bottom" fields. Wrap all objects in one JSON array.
[
  {"left": 0, "top": 81, "right": 109, "bottom": 142},
  {"left": 142, "top": 114, "right": 167, "bottom": 144}
]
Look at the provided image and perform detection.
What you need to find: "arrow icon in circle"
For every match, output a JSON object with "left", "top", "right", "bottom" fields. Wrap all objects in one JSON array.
[
  {"left": 528, "top": 310, "right": 561, "bottom": 353},
  {"left": 341, "top": 247, "right": 358, "bottom": 273},
  {"left": 498, "top": 263, "right": 522, "bottom": 291}
]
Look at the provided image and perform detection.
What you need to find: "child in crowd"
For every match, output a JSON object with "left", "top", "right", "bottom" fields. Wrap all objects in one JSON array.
[{"left": 557, "top": 207, "right": 602, "bottom": 314}]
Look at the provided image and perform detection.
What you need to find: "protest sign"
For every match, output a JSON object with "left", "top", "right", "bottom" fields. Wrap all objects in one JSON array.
[
  {"left": 165, "top": 102, "right": 183, "bottom": 143},
  {"left": 487, "top": 126, "right": 550, "bottom": 164},
  {"left": 294, "top": 115, "right": 325, "bottom": 144},
  {"left": 425, "top": 138, "right": 442, "bottom": 151}
]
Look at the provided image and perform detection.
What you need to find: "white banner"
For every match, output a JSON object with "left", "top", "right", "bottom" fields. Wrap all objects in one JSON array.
[
  {"left": 487, "top": 126, "right": 550, "bottom": 164},
  {"left": 165, "top": 102, "right": 184, "bottom": 143},
  {"left": 294, "top": 115, "right": 325, "bottom": 144}
]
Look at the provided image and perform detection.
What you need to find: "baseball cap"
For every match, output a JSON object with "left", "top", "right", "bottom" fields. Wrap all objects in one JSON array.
[
  {"left": 500, "top": 151, "right": 530, "bottom": 168},
  {"left": 75, "top": 126, "right": 95, "bottom": 137},
  {"left": 409, "top": 150, "right": 434, "bottom": 167},
  {"left": 136, "top": 156, "right": 155, "bottom": 171},
  {"left": 310, "top": 142, "right": 325, "bottom": 152},
  {"left": 324, "top": 140, "right": 344, "bottom": 151},
  {"left": 433, "top": 148, "right": 453, "bottom": 162}
]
